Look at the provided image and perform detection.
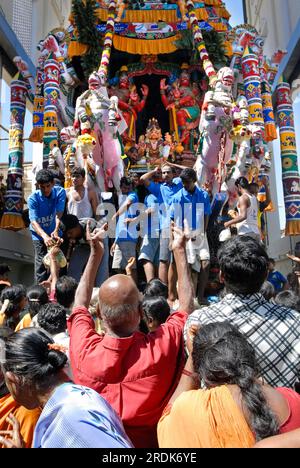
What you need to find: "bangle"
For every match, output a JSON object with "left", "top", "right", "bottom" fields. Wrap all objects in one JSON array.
[{"left": 182, "top": 368, "right": 194, "bottom": 378}]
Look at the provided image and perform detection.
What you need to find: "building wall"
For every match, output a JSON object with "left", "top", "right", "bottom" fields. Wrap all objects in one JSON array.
[
  {"left": 0, "top": 0, "right": 71, "bottom": 64},
  {"left": 0, "top": 1, "right": 72, "bottom": 282},
  {"left": 245, "top": 0, "right": 300, "bottom": 272},
  {"left": 31, "top": 0, "right": 71, "bottom": 63}
]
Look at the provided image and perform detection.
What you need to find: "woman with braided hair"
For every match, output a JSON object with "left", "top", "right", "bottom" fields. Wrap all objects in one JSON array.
[
  {"left": 0, "top": 328, "right": 133, "bottom": 448},
  {"left": 158, "top": 322, "right": 300, "bottom": 448}
]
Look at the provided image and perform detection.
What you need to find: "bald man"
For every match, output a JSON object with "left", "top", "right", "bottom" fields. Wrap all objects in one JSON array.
[{"left": 68, "top": 224, "right": 194, "bottom": 448}]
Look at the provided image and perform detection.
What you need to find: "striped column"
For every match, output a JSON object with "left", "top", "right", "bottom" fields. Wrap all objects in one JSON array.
[
  {"left": 43, "top": 58, "right": 60, "bottom": 168},
  {"left": 242, "top": 47, "right": 264, "bottom": 131},
  {"left": 276, "top": 79, "right": 300, "bottom": 236},
  {"left": 0, "top": 78, "right": 27, "bottom": 230}
]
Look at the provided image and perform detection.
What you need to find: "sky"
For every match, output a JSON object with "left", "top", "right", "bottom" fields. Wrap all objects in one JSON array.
[{"left": 224, "top": 0, "right": 245, "bottom": 26}]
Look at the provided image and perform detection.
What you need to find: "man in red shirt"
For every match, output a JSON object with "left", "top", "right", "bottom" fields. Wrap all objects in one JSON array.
[{"left": 68, "top": 223, "right": 194, "bottom": 448}]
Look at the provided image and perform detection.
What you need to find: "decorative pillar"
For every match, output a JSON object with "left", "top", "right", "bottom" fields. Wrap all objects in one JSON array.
[
  {"left": 0, "top": 77, "right": 27, "bottom": 230},
  {"left": 276, "top": 79, "right": 300, "bottom": 236},
  {"left": 43, "top": 57, "right": 60, "bottom": 168},
  {"left": 261, "top": 79, "right": 277, "bottom": 142},
  {"left": 242, "top": 47, "right": 264, "bottom": 130}
]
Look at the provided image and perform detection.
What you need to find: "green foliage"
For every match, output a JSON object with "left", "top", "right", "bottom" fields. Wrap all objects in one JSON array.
[
  {"left": 72, "top": 0, "right": 104, "bottom": 78},
  {"left": 175, "top": 29, "right": 228, "bottom": 68}
]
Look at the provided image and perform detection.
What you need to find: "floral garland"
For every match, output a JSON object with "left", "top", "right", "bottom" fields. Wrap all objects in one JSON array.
[
  {"left": 99, "top": 0, "right": 117, "bottom": 80},
  {"left": 185, "top": 0, "right": 217, "bottom": 86}
]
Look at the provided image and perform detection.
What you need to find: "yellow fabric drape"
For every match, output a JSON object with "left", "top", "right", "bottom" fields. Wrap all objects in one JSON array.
[
  {"left": 0, "top": 214, "right": 25, "bottom": 231},
  {"left": 204, "top": 0, "right": 222, "bottom": 5},
  {"left": 68, "top": 41, "right": 89, "bottom": 58},
  {"left": 95, "top": 6, "right": 208, "bottom": 22},
  {"left": 113, "top": 34, "right": 179, "bottom": 55},
  {"left": 286, "top": 220, "right": 300, "bottom": 236},
  {"left": 96, "top": 7, "right": 178, "bottom": 22},
  {"left": 209, "top": 21, "right": 229, "bottom": 31},
  {"left": 158, "top": 386, "right": 255, "bottom": 448},
  {"left": 194, "top": 8, "right": 209, "bottom": 20},
  {"left": 0, "top": 394, "right": 41, "bottom": 449},
  {"left": 214, "top": 6, "right": 231, "bottom": 20}
]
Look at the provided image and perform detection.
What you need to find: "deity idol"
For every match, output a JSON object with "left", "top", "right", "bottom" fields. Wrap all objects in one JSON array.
[
  {"left": 75, "top": 71, "right": 124, "bottom": 190},
  {"left": 109, "top": 66, "right": 149, "bottom": 144},
  {"left": 160, "top": 64, "right": 200, "bottom": 148},
  {"left": 195, "top": 67, "right": 235, "bottom": 192}
]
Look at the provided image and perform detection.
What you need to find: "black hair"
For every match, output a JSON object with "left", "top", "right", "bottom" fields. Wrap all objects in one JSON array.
[
  {"left": 235, "top": 176, "right": 249, "bottom": 189},
  {"left": 3, "top": 328, "right": 67, "bottom": 391},
  {"left": 61, "top": 214, "right": 80, "bottom": 231},
  {"left": 0, "top": 285, "right": 27, "bottom": 329},
  {"left": 55, "top": 276, "right": 78, "bottom": 309},
  {"left": 218, "top": 236, "right": 269, "bottom": 295},
  {"left": 27, "top": 285, "right": 49, "bottom": 319},
  {"left": 144, "top": 279, "right": 168, "bottom": 300},
  {"left": 36, "top": 169, "right": 54, "bottom": 185},
  {"left": 128, "top": 147, "right": 138, "bottom": 154},
  {"left": 120, "top": 176, "right": 133, "bottom": 187},
  {"left": 37, "top": 303, "right": 67, "bottom": 335},
  {"left": 192, "top": 322, "right": 279, "bottom": 442},
  {"left": 275, "top": 290, "right": 300, "bottom": 312},
  {"left": 180, "top": 168, "right": 197, "bottom": 183},
  {"left": 268, "top": 258, "right": 275, "bottom": 264},
  {"left": 142, "top": 296, "right": 170, "bottom": 325},
  {"left": 249, "top": 182, "right": 259, "bottom": 189},
  {"left": 71, "top": 167, "right": 86, "bottom": 178},
  {"left": 0, "top": 264, "right": 10, "bottom": 276},
  {"left": 260, "top": 281, "right": 275, "bottom": 301}
]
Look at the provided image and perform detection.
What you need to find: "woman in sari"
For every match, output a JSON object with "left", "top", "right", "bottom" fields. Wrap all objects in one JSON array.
[
  {"left": 0, "top": 328, "right": 133, "bottom": 448},
  {"left": 158, "top": 322, "right": 300, "bottom": 448}
]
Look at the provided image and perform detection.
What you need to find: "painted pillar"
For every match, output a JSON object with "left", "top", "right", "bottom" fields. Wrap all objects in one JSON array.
[
  {"left": 276, "top": 79, "right": 300, "bottom": 235},
  {"left": 0, "top": 77, "right": 27, "bottom": 230}
]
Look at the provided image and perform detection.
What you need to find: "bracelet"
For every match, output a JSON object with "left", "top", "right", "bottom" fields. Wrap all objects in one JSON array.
[{"left": 182, "top": 368, "right": 194, "bottom": 378}]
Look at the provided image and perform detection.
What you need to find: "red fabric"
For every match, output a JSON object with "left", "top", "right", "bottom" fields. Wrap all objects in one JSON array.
[
  {"left": 277, "top": 387, "right": 300, "bottom": 433},
  {"left": 68, "top": 307, "right": 187, "bottom": 448}
]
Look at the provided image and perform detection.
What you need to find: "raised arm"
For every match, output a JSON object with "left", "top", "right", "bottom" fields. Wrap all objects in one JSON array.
[
  {"left": 140, "top": 167, "right": 160, "bottom": 188},
  {"left": 73, "top": 223, "right": 107, "bottom": 309},
  {"left": 89, "top": 189, "right": 100, "bottom": 220},
  {"left": 171, "top": 224, "right": 194, "bottom": 314}
]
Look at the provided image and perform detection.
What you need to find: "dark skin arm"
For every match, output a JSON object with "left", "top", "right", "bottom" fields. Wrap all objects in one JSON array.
[
  {"left": 140, "top": 167, "right": 160, "bottom": 188},
  {"left": 51, "top": 211, "right": 64, "bottom": 244},
  {"left": 88, "top": 190, "right": 99, "bottom": 220},
  {"left": 171, "top": 223, "right": 194, "bottom": 314},
  {"left": 73, "top": 222, "right": 108, "bottom": 309},
  {"left": 112, "top": 197, "right": 134, "bottom": 220},
  {"left": 254, "top": 428, "right": 300, "bottom": 448},
  {"left": 31, "top": 221, "right": 56, "bottom": 248},
  {"left": 224, "top": 194, "right": 249, "bottom": 228}
]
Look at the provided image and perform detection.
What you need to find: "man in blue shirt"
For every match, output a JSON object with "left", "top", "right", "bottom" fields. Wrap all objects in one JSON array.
[
  {"left": 141, "top": 164, "right": 183, "bottom": 285},
  {"left": 171, "top": 168, "right": 211, "bottom": 304},
  {"left": 111, "top": 177, "right": 139, "bottom": 283},
  {"left": 268, "top": 258, "right": 288, "bottom": 293},
  {"left": 28, "top": 169, "right": 66, "bottom": 283}
]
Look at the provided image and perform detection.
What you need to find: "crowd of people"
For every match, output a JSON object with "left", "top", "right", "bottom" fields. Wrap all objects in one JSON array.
[{"left": 0, "top": 163, "right": 300, "bottom": 448}]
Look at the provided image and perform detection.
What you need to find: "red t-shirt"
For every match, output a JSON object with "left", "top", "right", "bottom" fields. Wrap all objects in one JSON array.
[
  {"left": 67, "top": 307, "right": 187, "bottom": 448},
  {"left": 277, "top": 387, "right": 300, "bottom": 433}
]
